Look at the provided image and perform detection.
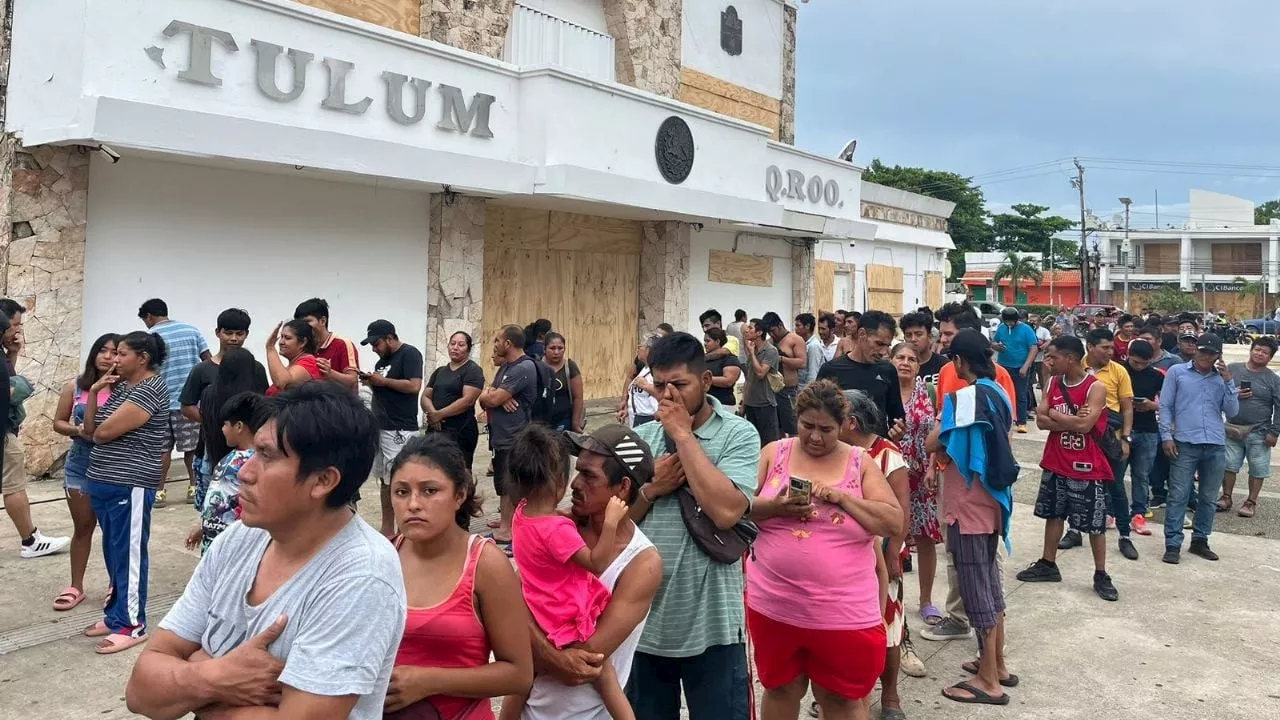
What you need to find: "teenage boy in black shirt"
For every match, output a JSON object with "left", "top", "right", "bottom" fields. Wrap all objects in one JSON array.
[{"left": 816, "top": 310, "right": 904, "bottom": 436}]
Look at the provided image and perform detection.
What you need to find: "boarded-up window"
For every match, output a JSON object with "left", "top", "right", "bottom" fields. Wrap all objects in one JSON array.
[
  {"left": 813, "top": 260, "right": 836, "bottom": 316},
  {"left": 924, "top": 272, "right": 944, "bottom": 309},
  {"left": 866, "top": 264, "right": 904, "bottom": 315},
  {"left": 1210, "top": 243, "right": 1263, "bottom": 275},
  {"left": 1143, "top": 243, "right": 1179, "bottom": 274}
]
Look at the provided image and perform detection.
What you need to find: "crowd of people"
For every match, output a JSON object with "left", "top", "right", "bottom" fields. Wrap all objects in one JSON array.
[{"left": 3, "top": 290, "right": 1271, "bottom": 720}]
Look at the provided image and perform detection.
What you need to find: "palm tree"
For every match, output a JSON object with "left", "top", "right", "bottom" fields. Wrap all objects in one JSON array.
[
  {"left": 993, "top": 252, "right": 1044, "bottom": 304},
  {"left": 1235, "top": 276, "right": 1266, "bottom": 318}
]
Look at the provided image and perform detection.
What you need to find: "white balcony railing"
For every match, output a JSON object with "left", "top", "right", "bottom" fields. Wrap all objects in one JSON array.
[{"left": 503, "top": 4, "right": 616, "bottom": 82}]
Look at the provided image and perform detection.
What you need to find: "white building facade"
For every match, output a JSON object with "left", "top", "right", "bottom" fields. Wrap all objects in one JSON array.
[{"left": 1, "top": 0, "right": 951, "bottom": 472}]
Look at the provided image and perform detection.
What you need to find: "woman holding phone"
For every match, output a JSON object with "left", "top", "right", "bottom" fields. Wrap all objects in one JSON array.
[{"left": 746, "top": 379, "right": 902, "bottom": 720}]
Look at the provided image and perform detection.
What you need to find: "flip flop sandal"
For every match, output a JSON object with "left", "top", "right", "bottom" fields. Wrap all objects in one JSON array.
[
  {"left": 961, "top": 660, "right": 1020, "bottom": 687},
  {"left": 1239, "top": 500, "right": 1257, "bottom": 518},
  {"left": 53, "top": 587, "right": 85, "bottom": 611},
  {"left": 942, "top": 681, "right": 1010, "bottom": 706},
  {"left": 1216, "top": 495, "right": 1232, "bottom": 512},
  {"left": 486, "top": 519, "right": 501, "bottom": 529},
  {"left": 919, "top": 604, "right": 943, "bottom": 626},
  {"left": 84, "top": 621, "right": 111, "bottom": 638},
  {"left": 95, "top": 632, "right": 148, "bottom": 655}
]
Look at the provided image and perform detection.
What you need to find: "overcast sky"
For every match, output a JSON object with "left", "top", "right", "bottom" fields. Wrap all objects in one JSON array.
[{"left": 793, "top": 0, "right": 1280, "bottom": 228}]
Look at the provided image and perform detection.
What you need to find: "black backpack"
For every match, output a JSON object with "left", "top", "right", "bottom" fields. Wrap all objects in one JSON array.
[{"left": 522, "top": 356, "right": 556, "bottom": 424}]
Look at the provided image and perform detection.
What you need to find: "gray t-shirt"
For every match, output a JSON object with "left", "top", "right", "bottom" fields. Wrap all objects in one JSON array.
[
  {"left": 1227, "top": 363, "right": 1280, "bottom": 430},
  {"left": 743, "top": 344, "right": 780, "bottom": 407},
  {"left": 160, "top": 516, "right": 406, "bottom": 719},
  {"left": 490, "top": 358, "right": 537, "bottom": 449}
]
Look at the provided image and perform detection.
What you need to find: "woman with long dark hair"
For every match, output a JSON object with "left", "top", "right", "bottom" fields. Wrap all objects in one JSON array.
[
  {"left": 199, "top": 347, "right": 267, "bottom": 469},
  {"left": 81, "top": 331, "right": 171, "bottom": 655},
  {"left": 50, "top": 332, "right": 118, "bottom": 611},
  {"left": 384, "top": 434, "right": 532, "bottom": 718},
  {"left": 543, "top": 332, "right": 584, "bottom": 433},
  {"left": 423, "top": 331, "right": 485, "bottom": 470},
  {"left": 265, "top": 319, "right": 321, "bottom": 395}
]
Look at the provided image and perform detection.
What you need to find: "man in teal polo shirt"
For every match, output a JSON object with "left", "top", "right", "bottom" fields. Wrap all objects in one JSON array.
[{"left": 627, "top": 332, "right": 759, "bottom": 720}]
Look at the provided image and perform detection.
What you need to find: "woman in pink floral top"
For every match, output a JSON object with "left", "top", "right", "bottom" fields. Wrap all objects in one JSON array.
[{"left": 890, "top": 342, "right": 943, "bottom": 626}]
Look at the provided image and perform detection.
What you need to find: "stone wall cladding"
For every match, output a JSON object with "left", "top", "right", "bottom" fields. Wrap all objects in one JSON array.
[
  {"left": 778, "top": 3, "right": 796, "bottom": 144},
  {"left": 425, "top": 194, "right": 485, "bottom": 371},
  {"left": 604, "top": 0, "right": 682, "bottom": 97},
  {"left": 637, "top": 221, "right": 689, "bottom": 338},
  {"left": 3, "top": 145, "right": 90, "bottom": 475},
  {"left": 790, "top": 239, "right": 813, "bottom": 320},
  {"left": 419, "top": 0, "right": 516, "bottom": 59}
]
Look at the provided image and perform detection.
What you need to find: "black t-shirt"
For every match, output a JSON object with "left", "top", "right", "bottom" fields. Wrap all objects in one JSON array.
[
  {"left": 549, "top": 359, "right": 581, "bottom": 427},
  {"left": 182, "top": 358, "right": 269, "bottom": 459},
  {"left": 427, "top": 360, "right": 486, "bottom": 430},
  {"left": 372, "top": 344, "right": 424, "bottom": 431},
  {"left": 1161, "top": 332, "right": 1178, "bottom": 353},
  {"left": 706, "top": 353, "right": 742, "bottom": 407},
  {"left": 816, "top": 356, "right": 904, "bottom": 435},
  {"left": 1126, "top": 363, "right": 1165, "bottom": 434},
  {"left": 917, "top": 353, "right": 948, "bottom": 388}
]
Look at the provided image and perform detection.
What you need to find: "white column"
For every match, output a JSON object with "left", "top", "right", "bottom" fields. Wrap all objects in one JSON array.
[
  {"left": 1269, "top": 234, "right": 1279, "bottom": 294},
  {"left": 1179, "top": 233, "right": 1193, "bottom": 291}
]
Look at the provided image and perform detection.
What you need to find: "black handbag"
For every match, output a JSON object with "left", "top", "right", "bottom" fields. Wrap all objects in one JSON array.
[
  {"left": 1056, "top": 376, "right": 1124, "bottom": 463},
  {"left": 659, "top": 434, "right": 759, "bottom": 564},
  {"left": 675, "top": 486, "right": 759, "bottom": 564}
]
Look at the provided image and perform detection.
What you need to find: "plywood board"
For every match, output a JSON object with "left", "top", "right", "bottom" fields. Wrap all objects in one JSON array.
[
  {"left": 866, "top": 263, "right": 904, "bottom": 315},
  {"left": 814, "top": 260, "right": 836, "bottom": 316},
  {"left": 708, "top": 250, "right": 774, "bottom": 287},
  {"left": 486, "top": 205, "right": 551, "bottom": 251},
  {"left": 679, "top": 68, "right": 781, "bottom": 112},
  {"left": 294, "top": 0, "right": 419, "bottom": 34},
  {"left": 924, "top": 271, "right": 944, "bottom": 309},
  {"left": 547, "top": 212, "right": 643, "bottom": 255},
  {"left": 482, "top": 243, "right": 640, "bottom": 401}
]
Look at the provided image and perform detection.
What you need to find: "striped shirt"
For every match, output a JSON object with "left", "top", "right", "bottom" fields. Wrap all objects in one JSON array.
[
  {"left": 634, "top": 397, "right": 760, "bottom": 657},
  {"left": 87, "top": 375, "right": 172, "bottom": 490},
  {"left": 152, "top": 319, "right": 209, "bottom": 411}
]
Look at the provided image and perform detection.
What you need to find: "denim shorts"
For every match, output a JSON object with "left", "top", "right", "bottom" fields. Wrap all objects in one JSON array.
[{"left": 1225, "top": 432, "right": 1271, "bottom": 478}]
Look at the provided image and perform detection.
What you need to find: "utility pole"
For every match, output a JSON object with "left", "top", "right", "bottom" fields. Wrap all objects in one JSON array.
[
  {"left": 1072, "top": 158, "right": 1088, "bottom": 303},
  {"left": 1120, "top": 196, "right": 1132, "bottom": 311}
]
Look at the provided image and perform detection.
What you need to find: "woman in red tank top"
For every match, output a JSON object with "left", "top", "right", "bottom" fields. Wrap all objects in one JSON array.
[
  {"left": 384, "top": 435, "right": 533, "bottom": 720},
  {"left": 265, "top": 320, "right": 323, "bottom": 397}
]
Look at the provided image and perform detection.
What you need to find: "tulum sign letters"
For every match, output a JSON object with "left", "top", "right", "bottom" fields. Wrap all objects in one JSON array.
[
  {"left": 159, "top": 20, "right": 496, "bottom": 138},
  {"left": 765, "top": 165, "right": 843, "bottom": 209}
]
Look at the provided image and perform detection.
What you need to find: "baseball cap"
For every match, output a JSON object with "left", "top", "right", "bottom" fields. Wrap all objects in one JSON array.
[
  {"left": 360, "top": 319, "right": 396, "bottom": 345},
  {"left": 1196, "top": 333, "right": 1223, "bottom": 354},
  {"left": 1179, "top": 330, "right": 1199, "bottom": 341},
  {"left": 564, "top": 424, "right": 655, "bottom": 485}
]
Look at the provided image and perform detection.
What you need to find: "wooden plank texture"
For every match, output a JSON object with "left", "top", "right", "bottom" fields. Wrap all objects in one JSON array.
[
  {"left": 486, "top": 205, "right": 551, "bottom": 250},
  {"left": 708, "top": 250, "right": 774, "bottom": 287},
  {"left": 547, "top": 211, "right": 643, "bottom": 255},
  {"left": 924, "top": 271, "right": 944, "bottom": 309},
  {"left": 866, "top": 263, "right": 904, "bottom": 315},
  {"left": 813, "top": 260, "right": 836, "bottom": 316},
  {"left": 482, "top": 238, "right": 640, "bottom": 400},
  {"left": 294, "top": 0, "right": 419, "bottom": 34}
]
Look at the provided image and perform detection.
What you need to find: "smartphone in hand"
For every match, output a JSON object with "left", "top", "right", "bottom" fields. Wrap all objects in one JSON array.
[{"left": 788, "top": 476, "right": 812, "bottom": 504}]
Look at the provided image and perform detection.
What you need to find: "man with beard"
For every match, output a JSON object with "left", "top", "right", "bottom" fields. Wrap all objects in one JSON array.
[
  {"left": 626, "top": 332, "right": 758, "bottom": 720},
  {"left": 359, "top": 320, "right": 424, "bottom": 537},
  {"left": 817, "top": 310, "right": 903, "bottom": 437}
]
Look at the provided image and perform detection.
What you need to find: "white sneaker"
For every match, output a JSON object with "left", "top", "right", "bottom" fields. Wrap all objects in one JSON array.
[{"left": 20, "top": 530, "right": 70, "bottom": 559}]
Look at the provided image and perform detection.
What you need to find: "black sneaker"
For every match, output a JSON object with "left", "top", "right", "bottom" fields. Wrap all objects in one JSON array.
[
  {"left": 1058, "top": 529, "right": 1083, "bottom": 550},
  {"left": 1118, "top": 538, "right": 1139, "bottom": 561},
  {"left": 1150, "top": 496, "right": 1167, "bottom": 509},
  {"left": 1016, "top": 558, "right": 1062, "bottom": 582},
  {"left": 1188, "top": 539, "right": 1219, "bottom": 561},
  {"left": 1093, "top": 571, "right": 1119, "bottom": 601},
  {"left": 1162, "top": 547, "right": 1180, "bottom": 564}
]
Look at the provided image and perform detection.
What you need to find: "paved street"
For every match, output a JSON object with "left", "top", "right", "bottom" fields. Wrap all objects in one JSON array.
[{"left": 3, "top": 404, "right": 1280, "bottom": 719}]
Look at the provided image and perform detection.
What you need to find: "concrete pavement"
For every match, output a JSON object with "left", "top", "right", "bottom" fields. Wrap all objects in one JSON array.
[{"left": 2, "top": 421, "right": 1280, "bottom": 719}]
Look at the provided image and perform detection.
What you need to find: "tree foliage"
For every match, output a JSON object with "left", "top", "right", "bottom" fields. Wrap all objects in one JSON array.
[
  {"left": 993, "top": 252, "right": 1044, "bottom": 303},
  {"left": 1235, "top": 276, "right": 1266, "bottom": 318},
  {"left": 863, "top": 160, "right": 993, "bottom": 278},
  {"left": 1255, "top": 199, "right": 1280, "bottom": 226},
  {"left": 990, "top": 204, "right": 1077, "bottom": 267},
  {"left": 1147, "top": 285, "right": 1201, "bottom": 314}
]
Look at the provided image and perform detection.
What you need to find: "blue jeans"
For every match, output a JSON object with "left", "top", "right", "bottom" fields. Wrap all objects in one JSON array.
[
  {"left": 1165, "top": 442, "right": 1226, "bottom": 548},
  {"left": 627, "top": 643, "right": 750, "bottom": 720},
  {"left": 1000, "top": 365, "right": 1030, "bottom": 425},
  {"left": 1150, "top": 448, "right": 1170, "bottom": 503},
  {"left": 1107, "top": 452, "right": 1132, "bottom": 537},
  {"left": 1128, "top": 432, "right": 1160, "bottom": 516}
]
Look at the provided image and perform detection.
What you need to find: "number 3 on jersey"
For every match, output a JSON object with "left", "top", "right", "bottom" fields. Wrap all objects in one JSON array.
[{"left": 1059, "top": 432, "right": 1086, "bottom": 451}]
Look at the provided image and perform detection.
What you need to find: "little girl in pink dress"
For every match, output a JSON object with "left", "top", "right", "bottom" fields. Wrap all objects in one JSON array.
[{"left": 505, "top": 426, "right": 635, "bottom": 720}]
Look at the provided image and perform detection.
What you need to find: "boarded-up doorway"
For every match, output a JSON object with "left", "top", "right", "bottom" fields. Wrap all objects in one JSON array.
[
  {"left": 924, "top": 271, "right": 944, "bottom": 309},
  {"left": 866, "top": 264, "right": 904, "bottom": 315},
  {"left": 481, "top": 206, "right": 641, "bottom": 400}
]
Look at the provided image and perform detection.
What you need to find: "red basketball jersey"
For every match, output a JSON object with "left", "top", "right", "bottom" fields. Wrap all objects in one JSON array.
[{"left": 1041, "top": 374, "right": 1112, "bottom": 481}]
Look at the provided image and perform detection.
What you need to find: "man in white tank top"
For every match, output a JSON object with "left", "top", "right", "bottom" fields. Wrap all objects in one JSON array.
[{"left": 522, "top": 427, "right": 663, "bottom": 720}]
